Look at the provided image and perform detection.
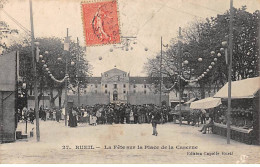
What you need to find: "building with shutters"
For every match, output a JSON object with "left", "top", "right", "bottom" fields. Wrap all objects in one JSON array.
[{"left": 68, "top": 67, "right": 169, "bottom": 105}]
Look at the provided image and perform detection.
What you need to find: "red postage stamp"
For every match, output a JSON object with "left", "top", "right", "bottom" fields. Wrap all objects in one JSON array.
[{"left": 81, "top": 0, "right": 121, "bottom": 46}]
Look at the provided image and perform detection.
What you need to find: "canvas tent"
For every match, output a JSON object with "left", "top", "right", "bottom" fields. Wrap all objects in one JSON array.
[
  {"left": 190, "top": 97, "right": 222, "bottom": 109},
  {"left": 214, "top": 77, "right": 260, "bottom": 99}
]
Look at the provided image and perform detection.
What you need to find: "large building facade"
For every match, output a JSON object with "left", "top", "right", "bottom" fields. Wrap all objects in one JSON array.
[
  {"left": 68, "top": 68, "right": 169, "bottom": 105},
  {"left": 26, "top": 67, "right": 217, "bottom": 108}
]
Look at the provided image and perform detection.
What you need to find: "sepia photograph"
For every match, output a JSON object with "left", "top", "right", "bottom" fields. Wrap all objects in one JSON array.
[{"left": 0, "top": 0, "right": 259, "bottom": 164}]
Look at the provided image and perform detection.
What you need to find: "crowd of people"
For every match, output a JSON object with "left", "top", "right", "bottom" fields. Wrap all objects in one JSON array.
[
  {"left": 69, "top": 103, "right": 171, "bottom": 126},
  {"left": 17, "top": 107, "right": 62, "bottom": 124},
  {"left": 17, "top": 107, "right": 36, "bottom": 124},
  {"left": 17, "top": 103, "right": 214, "bottom": 136},
  {"left": 17, "top": 103, "right": 212, "bottom": 127}
]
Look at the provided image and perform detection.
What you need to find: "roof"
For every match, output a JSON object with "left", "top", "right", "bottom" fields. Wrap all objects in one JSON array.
[
  {"left": 214, "top": 77, "right": 260, "bottom": 99},
  {"left": 129, "top": 77, "right": 153, "bottom": 84},
  {"left": 174, "top": 104, "right": 190, "bottom": 111},
  {"left": 185, "top": 97, "right": 199, "bottom": 104},
  {"left": 104, "top": 68, "right": 127, "bottom": 74},
  {"left": 129, "top": 77, "right": 172, "bottom": 84},
  {"left": 190, "top": 97, "right": 222, "bottom": 109},
  {"left": 86, "top": 77, "right": 101, "bottom": 84}
]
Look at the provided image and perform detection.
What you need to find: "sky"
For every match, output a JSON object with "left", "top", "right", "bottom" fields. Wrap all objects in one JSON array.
[{"left": 1, "top": 0, "right": 260, "bottom": 76}]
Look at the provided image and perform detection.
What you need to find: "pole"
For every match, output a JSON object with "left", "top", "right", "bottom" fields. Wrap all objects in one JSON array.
[
  {"left": 29, "top": 0, "right": 40, "bottom": 142},
  {"left": 64, "top": 28, "right": 69, "bottom": 126},
  {"left": 178, "top": 27, "right": 182, "bottom": 126},
  {"left": 77, "top": 37, "right": 80, "bottom": 107},
  {"left": 43, "top": 88, "right": 44, "bottom": 109},
  {"left": 159, "top": 36, "right": 162, "bottom": 106},
  {"left": 227, "top": 0, "right": 233, "bottom": 144},
  {"left": 1, "top": 92, "right": 4, "bottom": 142}
]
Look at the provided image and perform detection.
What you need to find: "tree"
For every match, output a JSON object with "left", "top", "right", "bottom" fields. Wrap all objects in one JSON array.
[
  {"left": 5, "top": 37, "right": 91, "bottom": 108},
  {"left": 144, "top": 6, "right": 259, "bottom": 99},
  {"left": 144, "top": 41, "right": 189, "bottom": 96},
  {"left": 0, "top": 0, "right": 18, "bottom": 53}
]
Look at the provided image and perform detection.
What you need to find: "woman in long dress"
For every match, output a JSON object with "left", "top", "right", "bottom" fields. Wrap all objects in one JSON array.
[{"left": 130, "top": 110, "right": 134, "bottom": 124}]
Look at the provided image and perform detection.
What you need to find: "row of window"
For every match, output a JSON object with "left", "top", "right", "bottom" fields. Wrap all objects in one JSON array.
[
  {"left": 104, "top": 74, "right": 127, "bottom": 77},
  {"left": 90, "top": 84, "right": 147, "bottom": 89},
  {"left": 103, "top": 90, "right": 147, "bottom": 94}
]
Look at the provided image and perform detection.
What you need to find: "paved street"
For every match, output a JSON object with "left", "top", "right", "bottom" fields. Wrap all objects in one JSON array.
[{"left": 0, "top": 120, "right": 259, "bottom": 164}]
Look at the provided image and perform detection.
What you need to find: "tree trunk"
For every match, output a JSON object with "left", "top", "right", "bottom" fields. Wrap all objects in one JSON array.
[
  {"left": 200, "top": 83, "right": 205, "bottom": 99},
  {"left": 58, "top": 87, "right": 62, "bottom": 109}
]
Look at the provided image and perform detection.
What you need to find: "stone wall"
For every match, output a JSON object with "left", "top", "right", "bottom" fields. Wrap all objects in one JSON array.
[
  {"left": 127, "top": 93, "right": 169, "bottom": 105},
  {"left": 68, "top": 93, "right": 110, "bottom": 106}
]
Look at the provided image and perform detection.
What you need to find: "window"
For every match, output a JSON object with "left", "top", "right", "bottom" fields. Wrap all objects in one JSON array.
[
  {"left": 123, "top": 90, "right": 126, "bottom": 94},
  {"left": 95, "top": 84, "right": 98, "bottom": 88},
  {"left": 105, "top": 90, "right": 107, "bottom": 94},
  {"left": 84, "top": 90, "right": 87, "bottom": 94},
  {"left": 133, "top": 84, "right": 136, "bottom": 88},
  {"left": 144, "top": 90, "right": 147, "bottom": 94},
  {"left": 123, "top": 84, "right": 126, "bottom": 88},
  {"left": 105, "top": 84, "right": 107, "bottom": 88},
  {"left": 144, "top": 84, "right": 146, "bottom": 88},
  {"left": 114, "top": 84, "right": 117, "bottom": 89}
]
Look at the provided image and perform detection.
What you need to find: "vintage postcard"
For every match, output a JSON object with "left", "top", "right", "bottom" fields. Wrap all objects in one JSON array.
[{"left": 0, "top": 0, "right": 259, "bottom": 164}]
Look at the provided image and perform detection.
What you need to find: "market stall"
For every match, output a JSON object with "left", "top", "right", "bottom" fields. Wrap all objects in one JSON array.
[
  {"left": 170, "top": 98, "right": 200, "bottom": 125},
  {"left": 169, "top": 104, "right": 191, "bottom": 124},
  {"left": 213, "top": 77, "right": 260, "bottom": 145},
  {"left": 190, "top": 97, "right": 222, "bottom": 109}
]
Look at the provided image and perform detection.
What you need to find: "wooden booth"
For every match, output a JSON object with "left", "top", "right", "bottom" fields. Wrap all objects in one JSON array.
[{"left": 213, "top": 77, "right": 260, "bottom": 145}]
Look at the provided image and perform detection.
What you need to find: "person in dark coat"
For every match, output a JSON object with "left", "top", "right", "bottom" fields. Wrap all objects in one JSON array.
[
  {"left": 70, "top": 108, "right": 78, "bottom": 127},
  {"left": 56, "top": 109, "right": 61, "bottom": 122},
  {"left": 68, "top": 107, "right": 77, "bottom": 127},
  {"left": 151, "top": 107, "right": 161, "bottom": 136}
]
